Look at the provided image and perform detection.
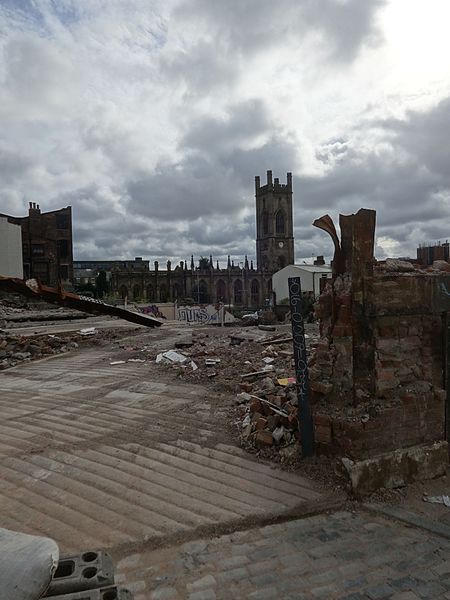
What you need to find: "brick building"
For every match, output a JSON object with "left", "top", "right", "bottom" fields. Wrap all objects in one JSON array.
[
  {"left": 417, "top": 241, "right": 449, "bottom": 266},
  {"left": 111, "top": 171, "right": 295, "bottom": 306},
  {"left": 0, "top": 203, "right": 73, "bottom": 286}
]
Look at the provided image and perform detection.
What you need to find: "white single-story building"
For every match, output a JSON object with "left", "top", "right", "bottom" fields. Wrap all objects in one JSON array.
[
  {"left": 0, "top": 217, "right": 23, "bottom": 278},
  {"left": 272, "top": 264, "right": 332, "bottom": 302}
]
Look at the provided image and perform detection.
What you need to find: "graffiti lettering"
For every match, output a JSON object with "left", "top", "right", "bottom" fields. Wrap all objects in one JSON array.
[{"left": 177, "top": 305, "right": 220, "bottom": 324}]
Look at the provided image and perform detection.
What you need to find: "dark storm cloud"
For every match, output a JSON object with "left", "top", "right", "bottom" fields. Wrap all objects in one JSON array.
[
  {"left": 382, "top": 97, "right": 450, "bottom": 178},
  {"left": 127, "top": 99, "right": 300, "bottom": 224},
  {"left": 0, "top": 144, "right": 34, "bottom": 183},
  {"left": 295, "top": 96, "right": 450, "bottom": 258},
  {"left": 175, "top": 0, "right": 385, "bottom": 60},
  {"left": 166, "top": 0, "right": 386, "bottom": 93}
]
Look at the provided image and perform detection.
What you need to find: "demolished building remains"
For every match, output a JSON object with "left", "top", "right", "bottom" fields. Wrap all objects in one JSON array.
[{"left": 309, "top": 209, "right": 449, "bottom": 493}]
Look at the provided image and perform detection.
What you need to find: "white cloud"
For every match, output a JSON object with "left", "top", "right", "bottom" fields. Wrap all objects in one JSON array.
[{"left": 0, "top": 0, "right": 448, "bottom": 264}]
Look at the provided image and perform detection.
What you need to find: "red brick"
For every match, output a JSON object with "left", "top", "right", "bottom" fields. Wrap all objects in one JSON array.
[
  {"left": 314, "top": 424, "right": 332, "bottom": 444},
  {"left": 255, "top": 430, "right": 273, "bottom": 447},
  {"left": 255, "top": 417, "right": 268, "bottom": 431},
  {"left": 313, "top": 414, "right": 331, "bottom": 427},
  {"left": 240, "top": 382, "right": 253, "bottom": 393},
  {"left": 249, "top": 398, "right": 261, "bottom": 413}
]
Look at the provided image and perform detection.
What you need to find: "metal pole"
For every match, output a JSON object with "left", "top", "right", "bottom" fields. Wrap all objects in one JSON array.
[
  {"left": 446, "top": 312, "right": 450, "bottom": 446},
  {"left": 288, "top": 276, "right": 314, "bottom": 457}
]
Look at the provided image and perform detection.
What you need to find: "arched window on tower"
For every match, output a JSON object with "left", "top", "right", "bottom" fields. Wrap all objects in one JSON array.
[
  {"left": 262, "top": 212, "right": 269, "bottom": 234},
  {"left": 275, "top": 210, "right": 285, "bottom": 234}
]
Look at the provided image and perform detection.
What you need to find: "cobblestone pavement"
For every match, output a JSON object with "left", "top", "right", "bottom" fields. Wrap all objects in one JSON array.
[{"left": 116, "top": 509, "right": 450, "bottom": 600}]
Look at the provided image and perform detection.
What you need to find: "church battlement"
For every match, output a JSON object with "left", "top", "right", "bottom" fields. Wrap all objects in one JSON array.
[{"left": 255, "top": 170, "right": 292, "bottom": 194}]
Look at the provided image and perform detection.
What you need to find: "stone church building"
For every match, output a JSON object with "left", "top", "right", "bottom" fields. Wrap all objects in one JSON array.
[{"left": 112, "top": 171, "right": 295, "bottom": 307}]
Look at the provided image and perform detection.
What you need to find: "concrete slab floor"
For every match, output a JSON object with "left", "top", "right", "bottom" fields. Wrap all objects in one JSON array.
[{"left": 0, "top": 343, "right": 322, "bottom": 558}]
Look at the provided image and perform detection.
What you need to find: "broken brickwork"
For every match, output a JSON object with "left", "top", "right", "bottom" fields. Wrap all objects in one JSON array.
[{"left": 310, "top": 209, "right": 450, "bottom": 460}]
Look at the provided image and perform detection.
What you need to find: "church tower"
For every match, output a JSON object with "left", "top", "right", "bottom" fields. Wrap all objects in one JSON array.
[{"left": 255, "top": 170, "right": 294, "bottom": 273}]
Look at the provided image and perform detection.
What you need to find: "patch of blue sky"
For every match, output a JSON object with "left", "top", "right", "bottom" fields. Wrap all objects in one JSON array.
[{"left": 0, "top": 0, "right": 81, "bottom": 36}]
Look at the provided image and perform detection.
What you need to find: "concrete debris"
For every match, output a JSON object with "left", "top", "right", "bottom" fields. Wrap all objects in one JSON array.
[
  {"left": 156, "top": 349, "right": 198, "bottom": 371},
  {"left": 205, "top": 358, "right": 220, "bottom": 366},
  {"left": 160, "top": 350, "right": 188, "bottom": 363},
  {"left": 384, "top": 258, "right": 415, "bottom": 272},
  {"left": 341, "top": 442, "right": 448, "bottom": 496},
  {"left": 110, "top": 361, "right": 126, "bottom": 365},
  {"left": 79, "top": 327, "right": 97, "bottom": 336},
  {"left": 423, "top": 494, "right": 450, "bottom": 507}
]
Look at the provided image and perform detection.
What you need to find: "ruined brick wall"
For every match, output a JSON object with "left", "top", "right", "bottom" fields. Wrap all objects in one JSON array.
[{"left": 310, "top": 268, "right": 448, "bottom": 459}]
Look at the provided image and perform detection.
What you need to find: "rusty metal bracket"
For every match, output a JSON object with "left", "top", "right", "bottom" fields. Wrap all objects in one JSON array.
[
  {"left": 0, "top": 276, "right": 163, "bottom": 328},
  {"left": 312, "top": 214, "right": 344, "bottom": 276}
]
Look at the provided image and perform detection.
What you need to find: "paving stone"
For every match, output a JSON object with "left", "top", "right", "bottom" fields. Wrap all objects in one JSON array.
[
  {"left": 366, "top": 583, "right": 395, "bottom": 599},
  {"left": 216, "top": 567, "right": 249, "bottom": 584},
  {"left": 414, "top": 580, "right": 446, "bottom": 598},
  {"left": 187, "top": 590, "right": 216, "bottom": 600},
  {"left": 250, "top": 573, "right": 278, "bottom": 588},
  {"left": 390, "top": 576, "right": 419, "bottom": 591},
  {"left": 219, "top": 555, "right": 250, "bottom": 569},
  {"left": 433, "top": 559, "right": 450, "bottom": 575},
  {"left": 247, "top": 588, "right": 279, "bottom": 600},
  {"left": 247, "top": 560, "right": 276, "bottom": 575},
  {"left": 311, "top": 583, "right": 341, "bottom": 598},
  {"left": 150, "top": 587, "right": 181, "bottom": 600},
  {"left": 117, "top": 509, "right": 450, "bottom": 600},
  {"left": 186, "top": 575, "right": 217, "bottom": 592},
  {"left": 344, "top": 575, "right": 368, "bottom": 590}
]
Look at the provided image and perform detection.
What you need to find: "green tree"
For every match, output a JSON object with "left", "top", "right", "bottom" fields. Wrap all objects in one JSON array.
[{"left": 95, "top": 271, "right": 109, "bottom": 298}]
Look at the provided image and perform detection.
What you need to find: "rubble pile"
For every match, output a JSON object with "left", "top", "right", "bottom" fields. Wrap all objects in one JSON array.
[
  {"left": 0, "top": 331, "right": 79, "bottom": 369},
  {"left": 0, "top": 326, "right": 132, "bottom": 370},
  {"left": 153, "top": 327, "right": 319, "bottom": 392},
  {"left": 0, "top": 296, "right": 89, "bottom": 328},
  {"left": 235, "top": 371, "right": 301, "bottom": 463},
  {"left": 152, "top": 325, "right": 320, "bottom": 463}
]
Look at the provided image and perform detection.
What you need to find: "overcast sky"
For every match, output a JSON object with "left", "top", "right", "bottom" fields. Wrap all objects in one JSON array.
[{"left": 0, "top": 0, "right": 449, "bottom": 265}]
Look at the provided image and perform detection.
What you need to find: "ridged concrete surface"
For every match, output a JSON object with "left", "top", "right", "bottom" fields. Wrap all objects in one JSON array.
[{"left": 0, "top": 349, "right": 321, "bottom": 555}]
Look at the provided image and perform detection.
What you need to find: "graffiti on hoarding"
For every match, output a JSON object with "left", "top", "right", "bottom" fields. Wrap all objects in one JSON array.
[
  {"left": 140, "top": 305, "right": 166, "bottom": 319},
  {"left": 177, "top": 305, "right": 219, "bottom": 324},
  {"left": 177, "top": 305, "right": 235, "bottom": 324}
]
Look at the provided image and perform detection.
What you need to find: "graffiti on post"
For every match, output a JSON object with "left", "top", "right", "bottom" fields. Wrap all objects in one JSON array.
[{"left": 288, "top": 276, "right": 315, "bottom": 458}]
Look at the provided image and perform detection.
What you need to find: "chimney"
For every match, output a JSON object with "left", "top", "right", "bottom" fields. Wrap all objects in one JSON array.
[
  {"left": 267, "top": 170, "right": 272, "bottom": 186},
  {"left": 314, "top": 255, "right": 325, "bottom": 266}
]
